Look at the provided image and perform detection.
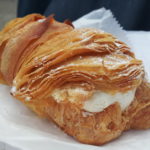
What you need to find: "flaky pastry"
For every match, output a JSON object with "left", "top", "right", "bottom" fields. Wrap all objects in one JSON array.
[{"left": 0, "top": 14, "right": 149, "bottom": 145}]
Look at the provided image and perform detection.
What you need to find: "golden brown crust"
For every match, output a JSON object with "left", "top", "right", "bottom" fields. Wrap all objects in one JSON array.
[
  {"left": 13, "top": 79, "right": 149, "bottom": 145},
  {"left": 0, "top": 71, "right": 6, "bottom": 84},
  {"left": 131, "top": 105, "right": 150, "bottom": 129},
  {"left": 123, "top": 80, "right": 150, "bottom": 130},
  {"left": 0, "top": 14, "right": 149, "bottom": 145},
  {"left": 0, "top": 14, "right": 45, "bottom": 84},
  {"left": 41, "top": 102, "right": 125, "bottom": 145},
  {"left": 16, "top": 95, "right": 125, "bottom": 145}
]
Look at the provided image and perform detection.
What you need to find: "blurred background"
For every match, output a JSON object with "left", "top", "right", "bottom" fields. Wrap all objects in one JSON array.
[
  {"left": 0, "top": 0, "right": 150, "bottom": 30},
  {"left": 0, "top": 0, "right": 17, "bottom": 29}
]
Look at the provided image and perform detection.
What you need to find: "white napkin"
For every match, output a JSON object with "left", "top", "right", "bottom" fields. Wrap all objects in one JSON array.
[{"left": 73, "top": 8, "right": 129, "bottom": 45}]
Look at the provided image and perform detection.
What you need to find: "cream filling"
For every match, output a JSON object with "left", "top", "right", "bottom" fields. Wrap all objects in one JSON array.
[
  {"left": 83, "top": 89, "right": 136, "bottom": 112},
  {"left": 37, "top": 18, "right": 46, "bottom": 23},
  {"left": 52, "top": 87, "right": 136, "bottom": 113}
]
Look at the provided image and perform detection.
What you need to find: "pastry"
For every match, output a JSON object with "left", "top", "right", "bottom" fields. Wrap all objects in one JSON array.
[{"left": 0, "top": 14, "right": 149, "bottom": 145}]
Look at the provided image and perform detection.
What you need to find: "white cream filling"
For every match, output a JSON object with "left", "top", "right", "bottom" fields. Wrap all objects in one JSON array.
[
  {"left": 37, "top": 19, "right": 46, "bottom": 23},
  {"left": 52, "top": 86, "right": 136, "bottom": 113},
  {"left": 83, "top": 89, "right": 136, "bottom": 112}
]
